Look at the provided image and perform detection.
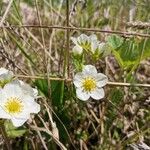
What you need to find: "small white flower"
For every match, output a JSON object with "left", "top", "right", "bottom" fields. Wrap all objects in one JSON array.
[
  {"left": 72, "top": 45, "right": 83, "bottom": 55},
  {"left": 0, "top": 68, "right": 14, "bottom": 87},
  {"left": 73, "top": 65, "right": 108, "bottom": 101},
  {"left": 0, "top": 82, "right": 40, "bottom": 127}
]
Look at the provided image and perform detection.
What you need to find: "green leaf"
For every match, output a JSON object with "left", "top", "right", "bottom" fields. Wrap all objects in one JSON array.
[
  {"left": 34, "top": 79, "right": 71, "bottom": 144},
  {"left": 34, "top": 79, "right": 49, "bottom": 97},
  {"left": 116, "top": 39, "right": 140, "bottom": 68},
  {"left": 106, "top": 35, "right": 124, "bottom": 49},
  {"left": 107, "top": 36, "right": 141, "bottom": 69},
  {"left": 107, "top": 35, "right": 150, "bottom": 70},
  {"left": 34, "top": 79, "right": 64, "bottom": 106},
  {"left": 4, "top": 120, "right": 27, "bottom": 138}
]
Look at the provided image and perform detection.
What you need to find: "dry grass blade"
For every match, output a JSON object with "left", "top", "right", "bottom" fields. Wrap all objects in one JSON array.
[
  {"left": 0, "top": 25, "right": 150, "bottom": 37},
  {"left": 0, "top": 0, "right": 13, "bottom": 26}
]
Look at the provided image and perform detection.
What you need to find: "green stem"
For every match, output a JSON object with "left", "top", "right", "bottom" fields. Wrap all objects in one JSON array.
[{"left": 60, "top": 0, "right": 70, "bottom": 105}]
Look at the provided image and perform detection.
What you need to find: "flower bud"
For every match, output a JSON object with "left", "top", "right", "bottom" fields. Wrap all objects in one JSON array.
[{"left": 72, "top": 45, "right": 83, "bottom": 55}]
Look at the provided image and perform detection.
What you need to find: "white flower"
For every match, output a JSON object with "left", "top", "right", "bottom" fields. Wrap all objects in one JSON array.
[
  {"left": 73, "top": 65, "right": 108, "bottom": 101},
  {"left": 72, "top": 45, "right": 83, "bottom": 55},
  {"left": 0, "top": 82, "right": 40, "bottom": 127},
  {"left": 0, "top": 68, "right": 14, "bottom": 87},
  {"left": 71, "top": 34, "right": 104, "bottom": 52}
]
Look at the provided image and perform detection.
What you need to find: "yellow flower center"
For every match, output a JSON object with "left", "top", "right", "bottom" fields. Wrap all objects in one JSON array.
[
  {"left": 82, "top": 77, "right": 96, "bottom": 92},
  {"left": 4, "top": 97, "right": 23, "bottom": 114}
]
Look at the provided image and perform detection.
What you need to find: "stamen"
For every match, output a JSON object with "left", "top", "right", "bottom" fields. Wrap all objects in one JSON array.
[
  {"left": 82, "top": 77, "right": 96, "bottom": 92},
  {"left": 4, "top": 97, "right": 23, "bottom": 114}
]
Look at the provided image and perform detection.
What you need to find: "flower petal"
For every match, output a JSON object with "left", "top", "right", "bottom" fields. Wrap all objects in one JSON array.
[
  {"left": 76, "top": 88, "right": 90, "bottom": 101},
  {"left": 71, "top": 37, "right": 78, "bottom": 45},
  {"left": 18, "top": 80, "right": 38, "bottom": 98},
  {"left": 89, "top": 34, "right": 97, "bottom": 42},
  {"left": 90, "top": 88, "right": 105, "bottom": 100},
  {"left": 11, "top": 117, "right": 28, "bottom": 127},
  {"left": 3, "top": 83, "right": 23, "bottom": 98},
  {"left": 0, "top": 68, "right": 14, "bottom": 80},
  {"left": 72, "top": 45, "right": 83, "bottom": 55},
  {"left": 27, "top": 102, "right": 40, "bottom": 114},
  {"left": 73, "top": 72, "right": 83, "bottom": 88},
  {"left": 0, "top": 89, "right": 7, "bottom": 103},
  {"left": 96, "top": 73, "right": 108, "bottom": 87},
  {"left": 21, "top": 96, "right": 40, "bottom": 114},
  {"left": 78, "top": 34, "right": 89, "bottom": 44},
  {"left": 91, "top": 41, "right": 99, "bottom": 53},
  {"left": 83, "top": 65, "right": 97, "bottom": 76},
  {"left": 0, "top": 68, "right": 8, "bottom": 75},
  {"left": 0, "top": 106, "right": 11, "bottom": 119},
  {"left": 14, "top": 110, "right": 30, "bottom": 119},
  {"left": 33, "top": 88, "right": 38, "bottom": 97},
  {"left": 11, "top": 80, "right": 38, "bottom": 98},
  {"left": 22, "top": 94, "right": 35, "bottom": 103},
  {"left": 97, "top": 42, "right": 105, "bottom": 54}
]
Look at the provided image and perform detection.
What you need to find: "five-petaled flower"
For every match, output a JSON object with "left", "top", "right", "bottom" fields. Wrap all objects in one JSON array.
[
  {"left": 73, "top": 65, "right": 108, "bottom": 101},
  {"left": 0, "top": 81, "right": 40, "bottom": 127}
]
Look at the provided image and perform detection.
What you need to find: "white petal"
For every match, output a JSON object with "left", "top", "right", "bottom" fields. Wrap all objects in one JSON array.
[
  {"left": 73, "top": 72, "right": 83, "bottom": 87},
  {"left": 72, "top": 45, "right": 83, "bottom": 55},
  {"left": 91, "top": 41, "right": 99, "bottom": 53},
  {"left": 99, "top": 42, "right": 105, "bottom": 49},
  {"left": 6, "top": 71, "right": 14, "bottom": 79},
  {"left": 22, "top": 94, "right": 35, "bottom": 103},
  {"left": 3, "top": 83, "right": 23, "bottom": 98},
  {"left": 96, "top": 73, "right": 108, "bottom": 87},
  {"left": 11, "top": 117, "right": 28, "bottom": 127},
  {"left": 19, "top": 80, "right": 33, "bottom": 95},
  {"left": 27, "top": 102, "right": 40, "bottom": 114},
  {"left": 71, "top": 37, "right": 78, "bottom": 45},
  {"left": 0, "top": 68, "right": 8, "bottom": 75},
  {"left": 22, "top": 96, "right": 40, "bottom": 114},
  {"left": 97, "top": 42, "right": 105, "bottom": 54},
  {"left": 76, "top": 88, "right": 90, "bottom": 101},
  {"left": 0, "top": 68, "right": 14, "bottom": 80},
  {"left": 0, "top": 106, "right": 11, "bottom": 119},
  {"left": 83, "top": 65, "right": 97, "bottom": 75},
  {"left": 17, "top": 80, "right": 38, "bottom": 98},
  {"left": 78, "top": 34, "right": 89, "bottom": 44},
  {"left": 33, "top": 88, "right": 38, "bottom": 97},
  {"left": 0, "top": 89, "right": 7, "bottom": 103},
  {"left": 89, "top": 34, "right": 97, "bottom": 42},
  {"left": 14, "top": 111, "right": 30, "bottom": 119},
  {"left": 90, "top": 88, "right": 105, "bottom": 100}
]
